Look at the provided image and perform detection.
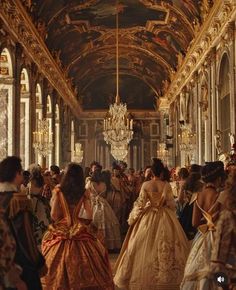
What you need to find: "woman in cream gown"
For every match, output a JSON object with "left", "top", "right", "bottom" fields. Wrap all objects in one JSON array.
[{"left": 114, "top": 158, "right": 189, "bottom": 290}]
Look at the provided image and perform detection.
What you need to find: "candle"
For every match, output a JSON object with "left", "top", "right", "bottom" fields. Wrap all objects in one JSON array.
[{"left": 130, "top": 119, "right": 133, "bottom": 129}]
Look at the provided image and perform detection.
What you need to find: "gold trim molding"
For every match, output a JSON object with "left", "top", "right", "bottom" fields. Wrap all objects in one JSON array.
[
  {"left": 162, "top": 0, "right": 236, "bottom": 109},
  {"left": 0, "top": 0, "right": 82, "bottom": 117}
]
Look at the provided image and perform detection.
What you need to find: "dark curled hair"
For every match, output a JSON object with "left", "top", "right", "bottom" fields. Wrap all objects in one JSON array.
[
  {"left": 202, "top": 161, "right": 225, "bottom": 183},
  {"left": 178, "top": 167, "right": 189, "bottom": 180},
  {"left": 90, "top": 161, "right": 102, "bottom": 171},
  {"left": 183, "top": 172, "right": 202, "bottom": 193},
  {"left": 60, "top": 163, "right": 85, "bottom": 205},
  {"left": 162, "top": 167, "right": 171, "bottom": 182},
  {"left": 151, "top": 158, "right": 164, "bottom": 177},
  {"left": 50, "top": 165, "right": 60, "bottom": 175},
  {"left": 30, "top": 168, "right": 44, "bottom": 188},
  {"left": 0, "top": 156, "right": 22, "bottom": 182},
  {"left": 90, "top": 170, "right": 104, "bottom": 183},
  {"left": 101, "top": 170, "right": 112, "bottom": 192},
  {"left": 90, "top": 170, "right": 112, "bottom": 192}
]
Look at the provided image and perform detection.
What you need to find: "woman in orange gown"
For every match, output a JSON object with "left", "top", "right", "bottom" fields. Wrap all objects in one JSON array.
[{"left": 41, "top": 163, "right": 114, "bottom": 290}]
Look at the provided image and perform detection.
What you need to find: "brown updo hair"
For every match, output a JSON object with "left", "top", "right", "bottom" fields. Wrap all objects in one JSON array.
[
  {"left": 151, "top": 158, "right": 164, "bottom": 177},
  {"left": 201, "top": 161, "right": 224, "bottom": 183}
]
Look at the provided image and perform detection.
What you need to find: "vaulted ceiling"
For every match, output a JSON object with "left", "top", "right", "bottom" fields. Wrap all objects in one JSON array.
[{"left": 30, "top": 0, "right": 202, "bottom": 111}]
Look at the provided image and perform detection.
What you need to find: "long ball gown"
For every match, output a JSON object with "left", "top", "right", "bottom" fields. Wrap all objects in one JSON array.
[
  {"left": 114, "top": 181, "right": 189, "bottom": 290},
  {"left": 180, "top": 192, "right": 220, "bottom": 290},
  {"left": 86, "top": 180, "right": 121, "bottom": 250},
  {"left": 41, "top": 187, "right": 114, "bottom": 290}
]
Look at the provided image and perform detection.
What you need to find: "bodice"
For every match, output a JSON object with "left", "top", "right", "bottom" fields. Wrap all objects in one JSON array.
[{"left": 146, "top": 191, "right": 165, "bottom": 208}]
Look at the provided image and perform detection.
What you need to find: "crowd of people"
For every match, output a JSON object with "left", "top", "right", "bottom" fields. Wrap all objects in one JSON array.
[{"left": 0, "top": 155, "right": 236, "bottom": 290}]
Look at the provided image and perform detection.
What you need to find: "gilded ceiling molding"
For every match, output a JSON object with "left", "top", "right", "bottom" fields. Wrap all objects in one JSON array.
[
  {"left": 67, "top": 43, "right": 172, "bottom": 76},
  {"left": 163, "top": 0, "right": 236, "bottom": 109},
  {"left": 47, "top": 0, "right": 100, "bottom": 26},
  {"left": 160, "top": 3, "right": 195, "bottom": 38},
  {"left": 0, "top": 0, "right": 82, "bottom": 117}
]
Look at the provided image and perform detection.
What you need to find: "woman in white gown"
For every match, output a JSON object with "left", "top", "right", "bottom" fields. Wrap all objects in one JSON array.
[
  {"left": 86, "top": 170, "right": 121, "bottom": 251},
  {"left": 181, "top": 161, "right": 225, "bottom": 290},
  {"left": 114, "top": 158, "right": 189, "bottom": 290}
]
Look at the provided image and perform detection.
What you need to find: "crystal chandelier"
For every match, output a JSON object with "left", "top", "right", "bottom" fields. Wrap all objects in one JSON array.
[
  {"left": 111, "top": 144, "right": 128, "bottom": 161},
  {"left": 157, "top": 143, "right": 169, "bottom": 164},
  {"left": 33, "top": 119, "right": 53, "bottom": 157},
  {"left": 73, "top": 142, "right": 83, "bottom": 163},
  {"left": 103, "top": 1, "right": 133, "bottom": 161}
]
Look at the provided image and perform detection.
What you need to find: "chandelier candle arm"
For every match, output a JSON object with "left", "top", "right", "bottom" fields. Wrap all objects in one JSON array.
[{"left": 33, "top": 119, "right": 53, "bottom": 157}]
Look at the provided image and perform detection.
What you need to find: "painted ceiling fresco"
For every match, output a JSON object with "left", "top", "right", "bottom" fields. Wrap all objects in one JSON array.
[
  {"left": 31, "top": 0, "right": 203, "bottom": 111},
  {"left": 80, "top": 75, "right": 157, "bottom": 110}
]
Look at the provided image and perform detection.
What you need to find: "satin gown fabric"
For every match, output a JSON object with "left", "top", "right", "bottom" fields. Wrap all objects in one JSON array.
[
  {"left": 41, "top": 187, "right": 114, "bottom": 290},
  {"left": 181, "top": 194, "right": 219, "bottom": 290},
  {"left": 114, "top": 182, "right": 189, "bottom": 290}
]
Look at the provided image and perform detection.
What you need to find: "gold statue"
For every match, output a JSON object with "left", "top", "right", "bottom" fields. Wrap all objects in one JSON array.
[{"left": 214, "top": 130, "right": 222, "bottom": 155}]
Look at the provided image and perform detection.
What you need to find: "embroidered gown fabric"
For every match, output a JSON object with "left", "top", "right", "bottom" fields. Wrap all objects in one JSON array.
[
  {"left": 0, "top": 207, "right": 16, "bottom": 288},
  {"left": 30, "top": 192, "right": 51, "bottom": 251},
  {"left": 41, "top": 187, "right": 114, "bottom": 290},
  {"left": 181, "top": 193, "right": 220, "bottom": 290},
  {"left": 114, "top": 182, "right": 189, "bottom": 290},
  {"left": 210, "top": 209, "right": 236, "bottom": 284},
  {"left": 86, "top": 180, "right": 121, "bottom": 250}
]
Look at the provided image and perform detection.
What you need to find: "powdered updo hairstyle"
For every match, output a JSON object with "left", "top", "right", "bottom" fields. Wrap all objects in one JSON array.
[{"left": 151, "top": 158, "right": 164, "bottom": 177}]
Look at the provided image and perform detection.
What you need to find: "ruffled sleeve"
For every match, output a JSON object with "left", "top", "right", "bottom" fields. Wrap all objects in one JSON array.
[{"left": 128, "top": 184, "right": 148, "bottom": 226}]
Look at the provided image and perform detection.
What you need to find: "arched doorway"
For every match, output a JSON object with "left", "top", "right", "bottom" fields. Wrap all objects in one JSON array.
[
  {"left": 218, "top": 54, "right": 231, "bottom": 152},
  {"left": 20, "top": 68, "right": 30, "bottom": 169},
  {"left": 0, "top": 48, "right": 13, "bottom": 159}
]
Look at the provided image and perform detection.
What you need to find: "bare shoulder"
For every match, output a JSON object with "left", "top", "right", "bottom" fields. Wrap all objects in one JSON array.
[
  {"left": 143, "top": 179, "right": 166, "bottom": 192},
  {"left": 140, "top": 180, "right": 151, "bottom": 190}
]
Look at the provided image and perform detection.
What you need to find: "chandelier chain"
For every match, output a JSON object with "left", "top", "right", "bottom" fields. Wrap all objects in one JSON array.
[
  {"left": 102, "top": 1, "right": 133, "bottom": 161},
  {"left": 116, "top": 0, "right": 120, "bottom": 104}
]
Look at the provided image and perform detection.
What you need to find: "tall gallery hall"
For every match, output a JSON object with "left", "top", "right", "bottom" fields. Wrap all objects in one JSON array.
[{"left": 0, "top": 1, "right": 236, "bottom": 290}]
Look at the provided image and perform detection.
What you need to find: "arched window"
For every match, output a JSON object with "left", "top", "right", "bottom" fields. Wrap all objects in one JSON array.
[
  {"left": 71, "top": 120, "right": 75, "bottom": 161},
  {"left": 35, "top": 83, "right": 43, "bottom": 165},
  {"left": 218, "top": 54, "right": 230, "bottom": 152},
  {"left": 55, "top": 104, "right": 60, "bottom": 166},
  {"left": 46, "top": 95, "right": 53, "bottom": 168},
  {"left": 0, "top": 48, "right": 13, "bottom": 159},
  {"left": 20, "top": 68, "right": 30, "bottom": 169}
]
